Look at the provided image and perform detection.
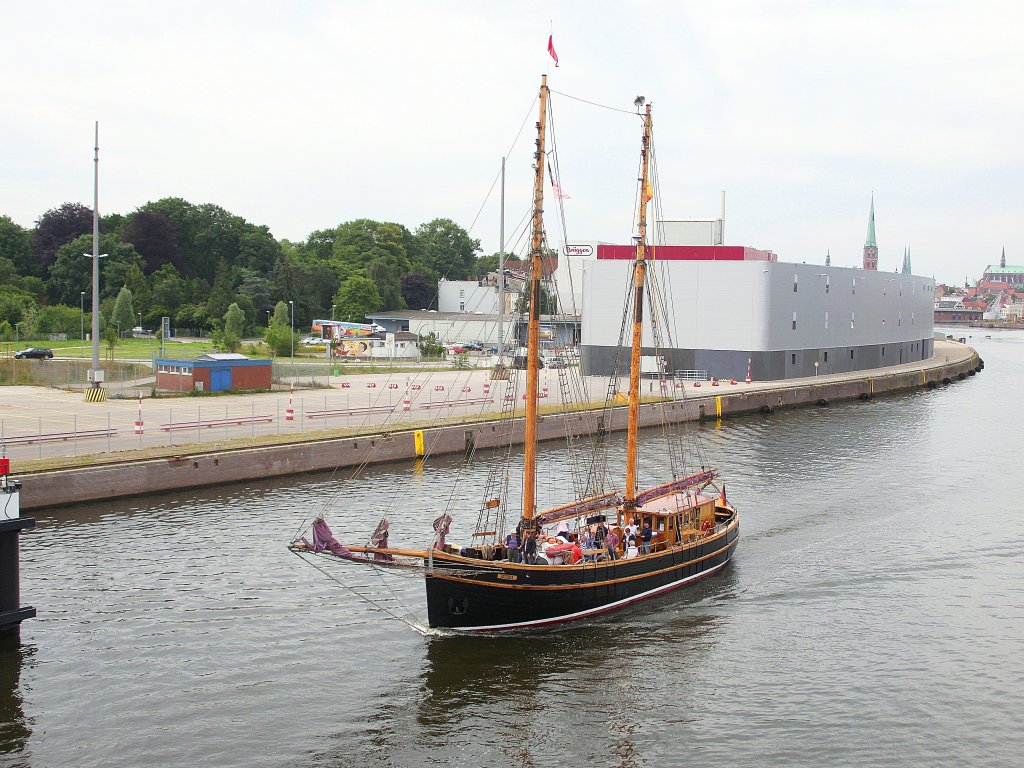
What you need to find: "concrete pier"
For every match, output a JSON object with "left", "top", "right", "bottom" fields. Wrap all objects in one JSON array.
[{"left": 13, "top": 342, "right": 981, "bottom": 511}]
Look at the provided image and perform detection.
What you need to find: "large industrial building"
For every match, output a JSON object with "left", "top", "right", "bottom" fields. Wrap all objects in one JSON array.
[{"left": 558, "top": 198, "right": 936, "bottom": 380}]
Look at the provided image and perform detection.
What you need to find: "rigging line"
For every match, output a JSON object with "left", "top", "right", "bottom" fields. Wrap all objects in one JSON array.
[
  {"left": 466, "top": 166, "right": 502, "bottom": 236},
  {"left": 464, "top": 90, "right": 537, "bottom": 238},
  {"left": 549, "top": 88, "right": 637, "bottom": 115},
  {"left": 293, "top": 358, "right": 481, "bottom": 537},
  {"left": 545, "top": 103, "right": 579, "bottom": 316},
  {"left": 292, "top": 551, "right": 430, "bottom": 635}
]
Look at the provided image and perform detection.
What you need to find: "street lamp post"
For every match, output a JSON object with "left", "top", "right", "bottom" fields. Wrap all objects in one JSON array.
[
  {"left": 137, "top": 312, "right": 142, "bottom": 332},
  {"left": 15, "top": 322, "right": 21, "bottom": 344},
  {"left": 80, "top": 292, "right": 85, "bottom": 343},
  {"left": 85, "top": 122, "right": 107, "bottom": 398},
  {"left": 331, "top": 304, "right": 336, "bottom": 321},
  {"left": 288, "top": 300, "right": 294, "bottom": 358}
]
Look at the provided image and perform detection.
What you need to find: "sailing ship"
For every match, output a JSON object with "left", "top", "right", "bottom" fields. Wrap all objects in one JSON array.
[{"left": 289, "top": 76, "right": 739, "bottom": 632}]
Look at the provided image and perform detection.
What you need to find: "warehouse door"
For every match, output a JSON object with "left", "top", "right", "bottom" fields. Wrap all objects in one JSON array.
[{"left": 210, "top": 368, "right": 232, "bottom": 392}]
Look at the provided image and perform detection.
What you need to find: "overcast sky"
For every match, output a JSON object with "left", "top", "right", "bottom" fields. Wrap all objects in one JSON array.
[{"left": 3, "top": 0, "right": 1021, "bottom": 285}]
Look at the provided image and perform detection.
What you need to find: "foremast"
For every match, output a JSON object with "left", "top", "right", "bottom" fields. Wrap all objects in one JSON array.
[
  {"left": 624, "top": 103, "right": 653, "bottom": 511},
  {"left": 522, "top": 75, "right": 550, "bottom": 529}
]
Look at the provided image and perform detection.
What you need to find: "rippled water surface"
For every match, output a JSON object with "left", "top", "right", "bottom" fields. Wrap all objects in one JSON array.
[{"left": 3, "top": 332, "right": 1023, "bottom": 767}]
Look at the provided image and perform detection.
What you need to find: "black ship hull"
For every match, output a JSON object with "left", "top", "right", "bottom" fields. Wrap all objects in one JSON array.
[{"left": 425, "top": 520, "right": 739, "bottom": 631}]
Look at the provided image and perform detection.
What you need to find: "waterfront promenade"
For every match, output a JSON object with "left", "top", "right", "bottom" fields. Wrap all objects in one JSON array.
[{"left": 3, "top": 339, "right": 980, "bottom": 510}]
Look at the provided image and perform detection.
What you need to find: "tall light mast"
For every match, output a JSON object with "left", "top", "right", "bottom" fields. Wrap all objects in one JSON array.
[{"left": 86, "top": 121, "right": 107, "bottom": 402}]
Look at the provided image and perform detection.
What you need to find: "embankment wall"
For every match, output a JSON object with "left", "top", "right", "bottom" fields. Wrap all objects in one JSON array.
[{"left": 18, "top": 350, "right": 982, "bottom": 511}]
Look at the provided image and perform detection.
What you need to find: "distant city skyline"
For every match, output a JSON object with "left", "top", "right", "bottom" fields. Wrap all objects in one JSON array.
[{"left": 2, "top": 1, "right": 1020, "bottom": 287}]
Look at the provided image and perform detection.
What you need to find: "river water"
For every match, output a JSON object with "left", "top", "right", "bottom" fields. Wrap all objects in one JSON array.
[{"left": 2, "top": 331, "right": 1022, "bottom": 767}]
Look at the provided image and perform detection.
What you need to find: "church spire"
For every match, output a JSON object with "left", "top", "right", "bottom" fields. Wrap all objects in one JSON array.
[
  {"left": 1001, "top": 246, "right": 1006, "bottom": 268},
  {"left": 862, "top": 194, "right": 878, "bottom": 270},
  {"left": 865, "top": 195, "right": 877, "bottom": 248},
  {"left": 825, "top": 248, "right": 831, "bottom": 267},
  {"left": 902, "top": 245, "right": 912, "bottom": 275}
]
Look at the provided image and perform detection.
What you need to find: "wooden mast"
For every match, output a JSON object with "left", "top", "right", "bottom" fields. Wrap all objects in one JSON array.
[
  {"left": 522, "top": 75, "right": 549, "bottom": 525},
  {"left": 624, "top": 103, "right": 653, "bottom": 511}
]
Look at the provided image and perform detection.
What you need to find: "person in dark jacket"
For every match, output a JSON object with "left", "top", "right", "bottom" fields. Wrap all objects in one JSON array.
[
  {"left": 640, "top": 521, "right": 653, "bottom": 554},
  {"left": 523, "top": 532, "right": 538, "bottom": 565}
]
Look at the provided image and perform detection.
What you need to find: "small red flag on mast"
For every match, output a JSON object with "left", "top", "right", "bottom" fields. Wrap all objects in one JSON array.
[{"left": 547, "top": 35, "right": 559, "bottom": 67}]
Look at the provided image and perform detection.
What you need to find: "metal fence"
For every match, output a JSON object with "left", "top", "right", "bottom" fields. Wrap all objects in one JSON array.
[{"left": 0, "top": 358, "right": 152, "bottom": 393}]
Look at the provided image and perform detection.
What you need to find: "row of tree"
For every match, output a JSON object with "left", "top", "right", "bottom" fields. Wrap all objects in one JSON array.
[{"left": 0, "top": 199, "right": 497, "bottom": 345}]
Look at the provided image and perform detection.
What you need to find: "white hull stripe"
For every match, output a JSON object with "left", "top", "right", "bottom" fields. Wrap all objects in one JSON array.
[{"left": 449, "top": 553, "right": 734, "bottom": 633}]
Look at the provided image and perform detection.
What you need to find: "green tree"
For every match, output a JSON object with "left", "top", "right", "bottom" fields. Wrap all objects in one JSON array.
[
  {"left": 103, "top": 321, "right": 118, "bottom": 354},
  {"left": 331, "top": 220, "right": 414, "bottom": 307},
  {"left": 205, "top": 259, "right": 234, "bottom": 322},
  {"left": 236, "top": 268, "right": 275, "bottom": 319},
  {"left": 514, "top": 282, "right": 558, "bottom": 315},
  {"left": 33, "top": 305, "right": 80, "bottom": 337},
  {"left": 31, "top": 202, "right": 94, "bottom": 277},
  {"left": 220, "top": 302, "right": 245, "bottom": 352},
  {"left": 0, "top": 286, "right": 36, "bottom": 328},
  {"left": 48, "top": 234, "right": 144, "bottom": 306},
  {"left": 0, "top": 320, "right": 12, "bottom": 343},
  {"left": 121, "top": 210, "right": 183, "bottom": 274},
  {"left": 149, "top": 263, "right": 186, "bottom": 321},
  {"left": 332, "top": 276, "right": 382, "bottom": 323},
  {"left": 413, "top": 218, "right": 480, "bottom": 280},
  {"left": 474, "top": 252, "right": 504, "bottom": 276},
  {"left": 112, "top": 287, "right": 135, "bottom": 337},
  {"left": 0, "top": 256, "right": 21, "bottom": 290},
  {"left": 417, "top": 331, "right": 444, "bottom": 357},
  {"left": 367, "top": 259, "right": 404, "bottom": 310},
  {"left": 175, "top": 303, "right": 210, "bottom": 335},
  {"left": 264, "top": 300, "right": 295, "bottom": 357},
  {"left": 123, "top": 264, "right": 150, "bottom": 324},
  {"left": 401, "top": 272, "right": 434, "bottom": 310},
  {"left": 271, "top": 300, "right": 290, "bottom": 327},
  {"left": 0, "top": 216, "right": 33, "bottom": 276},
  {"left": 302, "top": 228, "right": 336, "bottom": 261}
]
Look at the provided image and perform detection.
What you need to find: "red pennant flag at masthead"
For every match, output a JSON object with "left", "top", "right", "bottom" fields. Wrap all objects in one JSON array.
[{"left": 547, "top": 35, "right": 559, "bottom": 67}]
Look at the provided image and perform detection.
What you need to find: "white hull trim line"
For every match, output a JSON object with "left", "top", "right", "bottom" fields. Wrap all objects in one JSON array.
[{"left": 450, "top": 553, "right": 734, "bottom": 633}]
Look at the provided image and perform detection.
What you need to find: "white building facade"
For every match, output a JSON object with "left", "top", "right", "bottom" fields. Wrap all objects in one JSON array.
[
  {"left": 581, "top": 259, "right": 935, "bottom": 380},
  {"left": 438, "top": 279, "right": 502, "bottom": 314}
]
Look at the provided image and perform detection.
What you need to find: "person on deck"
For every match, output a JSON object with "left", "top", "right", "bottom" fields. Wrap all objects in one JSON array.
[
  {"left": 556, "top": 519, "right": 570, "bottom": 541},
  {"left": 580, "top": 528, "right": 593, "bottom": 550},
  {"left": 523, "top": 531, "right": 538, "bottom": 565},
  {"left": 624, "top": 519, "right": 638, "bottom": 547},
  {"left": 569, "top": 538, "right": 583, "bottom": 565},
  {"left": 640, "top": 521, "right": 653, "bottom": 554},
  {"left": 605, "top": 530, "right": 619, "bottom": 560},
  {"left": 506, "top": 530, "right": 520, "bottom": 563}
]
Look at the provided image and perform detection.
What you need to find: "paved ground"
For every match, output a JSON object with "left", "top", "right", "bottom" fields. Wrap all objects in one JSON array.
[{"left": 0, "top": 340, "right": 973, "bottom": 465}]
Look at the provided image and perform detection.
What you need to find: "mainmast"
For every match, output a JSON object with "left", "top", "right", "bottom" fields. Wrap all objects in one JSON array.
[
  {"left": 522, "top": 75, "right": 549, "bottom": 525},
  {"left": 624, "top": 103, "right": 653, "bottom": 510}
]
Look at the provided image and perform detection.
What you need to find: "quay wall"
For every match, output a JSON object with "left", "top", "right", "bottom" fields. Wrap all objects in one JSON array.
[{"left": 18, "top": 349, "right": 982, "bottom": 511}]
